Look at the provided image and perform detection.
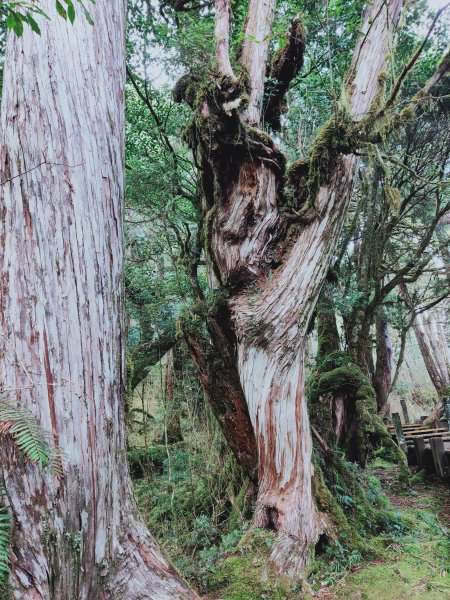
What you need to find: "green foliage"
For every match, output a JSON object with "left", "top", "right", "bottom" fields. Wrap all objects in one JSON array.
[
  {"left": 1, "top": 0, "right": 94, "bottom": 35},
  {"left": 0, "top": 399, "right": 61, "bottom": 471},
  {"left": 0, "top": 397, "right": 61, "bottom": 589},
  {"left": 0, "top": 485, "right": 12, "bottom": 591},
  {"left": 315, "top": 540, "right": 363, "bottom": 586}
]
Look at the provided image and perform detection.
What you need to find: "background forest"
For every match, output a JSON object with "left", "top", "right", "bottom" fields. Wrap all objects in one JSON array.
[
  {"left": 0, "top": 0, "right": 449, "bottom": 598},
  {"left": 124, "top": 0, "right": 450, "bottom": 596}
]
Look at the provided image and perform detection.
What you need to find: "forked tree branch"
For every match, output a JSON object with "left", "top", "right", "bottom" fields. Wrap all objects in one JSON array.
[{"left": 263, "top": 18, "right": 306, "bottom": 130}]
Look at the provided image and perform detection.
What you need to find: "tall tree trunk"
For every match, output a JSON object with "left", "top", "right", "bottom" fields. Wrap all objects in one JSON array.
[
  {"left": 178, "top": 0, "right": 404, "bottom": 577},
  {"left": 0, "top": 3, "right": 195, "bottom": 598},
  {"left": 400, "top": 283, "right": 450, "bottom": 424},
  {"left": 374, "top": 307, "right": 393, "bottom": 414},
  {"left": 413, "top": 308, "right": 450, "bottom": 424},
  {"left": 163, "top": 348, "right": 183, "bottom": 443}
]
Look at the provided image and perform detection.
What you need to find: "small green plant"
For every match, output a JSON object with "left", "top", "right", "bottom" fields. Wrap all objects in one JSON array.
[
  {"left": 0, "top": 399, "right": 61, "bottom": 470},
  {"left": 1, "top": 0, "right": 94, "bottom": 36},
  {"left": 319, "top": 540, "right": 363, "bottom": 586},
  {"left": 0, "top": 398, "right": 62, "bottom": 586},
  {"left": 0, "top": 485, "right": 12, "bottom": 590}
]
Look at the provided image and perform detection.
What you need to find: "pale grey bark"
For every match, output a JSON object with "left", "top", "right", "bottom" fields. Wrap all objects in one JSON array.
[
  {"left": 240, "top": 0, "right": 277, "bottom": 125},
  {"left": 0, "top": 2, "right": 195, "bottom": 598}
]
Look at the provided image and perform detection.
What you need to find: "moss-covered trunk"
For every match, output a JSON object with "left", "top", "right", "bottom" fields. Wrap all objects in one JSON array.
[
  {"left": 176, "top": 0, "right": 404, "bottom": 577},
  {"left": 373, "top": 307, "right": 393, "bottom": 414}
]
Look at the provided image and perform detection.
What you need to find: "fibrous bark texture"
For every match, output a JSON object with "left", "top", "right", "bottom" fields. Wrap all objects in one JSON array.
[
  {"left": 413, "top": 308, "right": 450, "bottom": 424},
  {"left": 181, "top": 0, "right": 404, "bottom": 578},
  {"left": 374, "top": 307, "right": 393, "bottom": 414},
  {"left": 0, "top": 3, "right": 195, "bottom": 598},
  {"left": 240, "top": 0, "right": 277, "bottom": 126}
]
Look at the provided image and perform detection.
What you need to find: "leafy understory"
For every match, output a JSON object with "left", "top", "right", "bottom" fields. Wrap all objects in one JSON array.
[{"left": 131, "top": 416, "right": 450, "bottom": 600}]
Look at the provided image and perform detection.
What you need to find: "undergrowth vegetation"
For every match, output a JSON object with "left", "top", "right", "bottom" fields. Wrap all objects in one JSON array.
[{"left": 128, "top": 351, "right": 449, "bottom": 598}]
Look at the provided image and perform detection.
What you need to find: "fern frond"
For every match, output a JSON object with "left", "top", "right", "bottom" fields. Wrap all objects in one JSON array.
[
  {"left": 0, "top": 399, "right": 60, "bottom": 471},
  {"left": 0, "top": 485, "right": 12, "bottom": 586}
]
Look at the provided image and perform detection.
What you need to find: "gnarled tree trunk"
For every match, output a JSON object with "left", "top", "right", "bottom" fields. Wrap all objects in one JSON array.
[
  {"left": 178, "top": 0, "right": 404, "bottom": 577},
  {"left": 0, "top": 3, "right": 195, "bottom": 598}
]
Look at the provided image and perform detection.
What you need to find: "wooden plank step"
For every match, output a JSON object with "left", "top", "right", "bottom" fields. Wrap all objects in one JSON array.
[
  {"left": 399, "top": 428, "right": 445, "bottom": 436},
  {"left": 388, "top": 423, "right": 447, "bottom": 430},
  {"left": 405, "top": 432, "right": 450, "bottom": 439},
  {"left": 410, "top": 440, "right": 450, "bottom": 451}
]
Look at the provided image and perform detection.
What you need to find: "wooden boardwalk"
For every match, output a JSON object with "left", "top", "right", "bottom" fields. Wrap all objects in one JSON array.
[{"left": 388, "top": 403, "right": 450, "bottom": 479}]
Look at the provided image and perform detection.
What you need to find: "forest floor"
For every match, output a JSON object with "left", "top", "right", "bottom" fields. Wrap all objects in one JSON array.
[
  {"left": 129, "top": 405, "right": 449, "bottom": 600},
  {"left": 199, "top": 462, "right": 449, "bottom": 600},
  {"left": 309, "top": 463, "right": 449, "bottom": 600}
]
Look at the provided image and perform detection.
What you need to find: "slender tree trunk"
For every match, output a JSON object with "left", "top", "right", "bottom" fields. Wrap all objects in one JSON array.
[
  {"left": 179, "top": 0, "right": 404, "bottom": 577},
  {"left": 181, "top": 310, "right": 258, "bottom": 481},
  {"left": 163, "top": 348, "right": 183, "bottom": 443},
  {"left": 0, "top": 3, "right": 195, "bottom": 598},
  {"left": 413, "top": 308, "right": 450, "bottom": 424},
  {"left": 400, "top": 283, "right": 450, "bottom": 424},
  {"left": 374, "top": 307, "right": 393, "bottom": 414}
]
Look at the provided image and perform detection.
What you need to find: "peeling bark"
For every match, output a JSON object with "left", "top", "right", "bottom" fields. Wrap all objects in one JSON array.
[
  {"left": 240, "top": 0, "right": 277, "bottom": 126},
  {"left": 0, "top": 3, "right": 195, "bottom": 598},
  {"left": 177, "top": 0, "right": 404, "bottom": 577},
  {"left": 215, "top": 0, "right": 236, "bottom": 79},
  {"left": 226, "top": 0, "right": 403, "bottom": 576}
]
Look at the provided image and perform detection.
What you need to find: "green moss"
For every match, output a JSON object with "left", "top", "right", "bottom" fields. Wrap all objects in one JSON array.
[
  {"left": 208, "top": 531, "right": 296, "bottom": 599},
  {"left": 327, "top": 500, "right": 450, "bottom": 600},
  {"left": 285, "top": 105, "right": 357, "bottom": 212},
  {"left": 333, "top": 559, "right": 448, "bottom": 599},
  {"left": 308, "top": 351, "right": 409, "bottom": 487}
]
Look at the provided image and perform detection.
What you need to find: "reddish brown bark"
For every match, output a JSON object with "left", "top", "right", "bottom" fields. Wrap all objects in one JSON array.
[
  {"left": 180, "top": 310, "right": 258, "bottom": 481},
  {"left": 178, "top": 0, "right": 404, "bottom": 577}
]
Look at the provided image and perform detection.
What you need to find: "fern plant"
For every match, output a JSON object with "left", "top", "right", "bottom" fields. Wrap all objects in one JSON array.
[
  {"left": 0, "top": 399, "right": 61, "bottom": 470},
  {"left": 0, "top": 484, "right": 12, "bottom": 590},
  {"left": 0, "top": 397, "right": 63, "bottom": 587}
]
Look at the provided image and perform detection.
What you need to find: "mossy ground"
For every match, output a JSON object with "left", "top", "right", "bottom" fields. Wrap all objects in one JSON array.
[
  {"left": 128, "top": 373, "right": 448, "bottom": 600},
  {"left": 199, "top": 464, "right": 449, "bottom": 599}
]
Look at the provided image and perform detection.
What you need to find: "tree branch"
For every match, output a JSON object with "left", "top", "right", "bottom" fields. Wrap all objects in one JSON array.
[
  {"left": 240, "top": 0, "right": 277, "bottom": 126},
  {"left": 214, "top": 0, "right": 236, "bottom": 79},
  {"left": 382, "top": 2, "right": 450, "bottom": 113},
  {"left": 263, "top": 18, "right": 306, "bottom": 130}
]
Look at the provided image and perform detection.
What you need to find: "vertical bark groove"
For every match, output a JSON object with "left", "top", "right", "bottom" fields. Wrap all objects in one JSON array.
[{"left": 0, "top": 2, "right": 196, "bottom": 598}]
